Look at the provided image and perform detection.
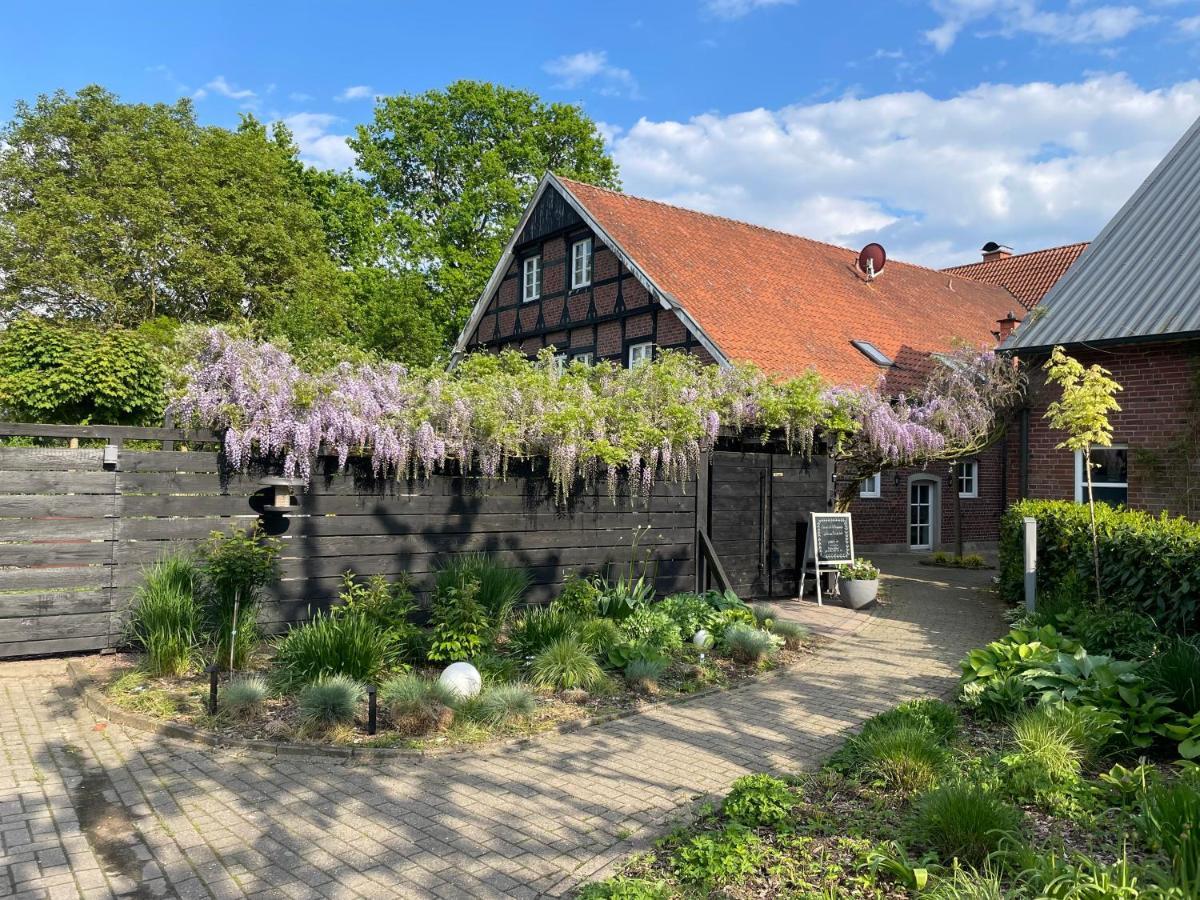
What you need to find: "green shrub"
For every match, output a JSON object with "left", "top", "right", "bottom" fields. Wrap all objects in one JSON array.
[
  {"left": 427, "top": 576, "right": 490, "bottom": 662},
  {"left": 197, "top": 524, "right": 280, "bottom": 671},
  {"left": 1000, "top": 499, "right": 1200, "bottom": 635},
  {"left": 910, "top": 784, "right": 1022, "bottom": 867},
  {"left": 473, "top": 651, "right": 519, "bottom": 684},
  {"left": 672, "top": 824, "right": 764, "bottom": 887},
  {"left": 767, "top": 618, "right": 810, "bottom": 650},
  {"left": 624, "top": 656, "right": 668, "bottom": 689},
  {"left": 867, "top": 699, "right": 960, "bottom": 745},
  {"left": 606, "top": 641, "right": 672, "bottom": 671},
  {"left": 128, "top": 556, "right": 201, "bottom": 677},
  {"left": 469, "top": 683, "right": 537, "bottom": 726},
  {"left": 379, "top": 674, "right": 457, "bottom": 733},
  {"left": 273, "top": 609, "right": 395, "bottom": 690},
  {"left": 1136, "top": 771, "right": 1200, "bottom": 888},
  {"left": 551, "top": 576, "right": 600, "bottom": 618},
  {"left": 221, "top": 675, "right": 268, "bottom": 717},
  {"left": 722, "top": 773, "right": 794, "bottom": 828},
  {"left": 850, "top": 725, "right": 951, "bottom": 795},
  {"left": 1041, "top": 602, "right": 1160, "bottom": 659},
  {"left": 529, "top": 638, "right": 604, "bottom": 691},
  {"left": 958, "top": 625, "right": 1079, "bottom": 720},
  {"left": 506, "top": 607, "right": 580, "bottom": 659},
  {"left": 723, "top": 624, "right": 779, "bottom": 665},
  {"left": 658, "top": 592, "right": 716, "bottom": 638},
  {"left": 577, "top": 618, "right": 623, "bottom": 656},
  {"left": 297, "top": 675, "right": 363, "bottom": 729},
  {"left": 434, "top": 553, "right": 529, "bottom": 625},
  {"left": 619, "top": 608, "right": 683, "bottom": 653},
  {"left": 1147, "top": 636, "right": 1200, "bottom": 718},
  {"left": 331, "top": 572, "right": 416, "bottom": 644},
  {"left": 1005, "top": 706, "right": 1085, "bottom": 804},
  {"left": 578, "top": 878, "right": 672, "bottom": 900}
]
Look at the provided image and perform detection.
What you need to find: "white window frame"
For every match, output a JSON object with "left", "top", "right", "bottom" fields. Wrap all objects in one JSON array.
[
  {"left": 627, "top": 342, "right": 653, "bottom": 369},
  {"left": 573, "top": 351, "right": 593, "bottom": 365},
  {"left": 956, "top": 461, "right": 978, "bottom": 499},
  {"left": 522, "top": 255, "right": 542, "bottom": 302},
  {"left": 571, "top": 238, "right": 593, "bottom": 289},
  {"left": 1075, "top": 445, "right": 1128, "bottom": 504},
  {"left": 551, "top": 353, "right": 568, "bottom": 375},
  {"left": 859, "top": 473, "right": 881, "bottom": 499}
]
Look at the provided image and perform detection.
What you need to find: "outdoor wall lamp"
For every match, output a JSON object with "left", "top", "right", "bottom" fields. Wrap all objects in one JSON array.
[{"left": 257, "top": 476, "right": 306, "bottom": 513}]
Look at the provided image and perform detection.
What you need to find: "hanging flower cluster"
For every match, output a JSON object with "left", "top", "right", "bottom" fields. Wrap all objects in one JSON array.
[{"left": 170, "top": 330, "right": 1022, "bottom": 505}]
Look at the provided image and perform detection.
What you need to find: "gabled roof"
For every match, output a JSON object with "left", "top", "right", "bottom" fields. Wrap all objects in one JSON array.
[
  {"left": 943, "top": 243, "right": 1088, "bottom": 310},
  {"left": 1005, "top": 115, "right": 1200, "bottom": 352}
]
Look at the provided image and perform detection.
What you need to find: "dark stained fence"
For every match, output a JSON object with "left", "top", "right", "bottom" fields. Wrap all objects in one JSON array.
[{"left": 0, "top": 424, "right": 699, "bottom": 659}]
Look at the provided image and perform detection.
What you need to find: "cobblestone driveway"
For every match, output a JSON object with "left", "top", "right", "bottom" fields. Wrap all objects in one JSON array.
[{"left": 1, "top": 558, "right": 1003, "bottom": 899}]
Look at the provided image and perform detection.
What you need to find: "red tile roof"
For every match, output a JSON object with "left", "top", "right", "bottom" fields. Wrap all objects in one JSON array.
[
  {"left": 557, "top": 177, "right": 1017, "bottom": 388},
  {"left": 943, "top": 243, "right": 1088, "bottom": 310}
]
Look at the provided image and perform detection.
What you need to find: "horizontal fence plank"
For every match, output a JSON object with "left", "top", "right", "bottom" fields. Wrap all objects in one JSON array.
[
  {"left": 3, "top": 611, "right": 112, "bottom": 642},
  {"left": 116, "top": 471, "right": 264, "bottom": 496},
  {"left": 0, "top": 422, "right": 218, "bottom": 442},
  {"left": 0, "top": 589, "right": 113, "bottom": 619},
  {"left": 0, "top": 472, "right": 117, "bottom": 495},
  {"left": 0, "top": 634, "right": 113, "bottom": 657},
  {"left": 0, "top": 542, "right": 113, "bottom": 566},
  {"left": 118, "top": 451, "right": 224, "bottom": 473},
  {"left": 0, "top": 448, "right": 105, "bottom": 471},
  {"left": 120, "top": 516, "right": 260, "bottom": 541},
  {"left": 267, "top": 509, "right": 694, "bottom": 538},
  {"left": 0, "top": 566, "right": 111, "bottom": 592},
  {"left": 0, "top": 495, "right": 120, "bottom": 518},
  {"left": 119, "top": 495, "right": 260, "bottom": 517},
  {"left": 0, "top": 519, "right": 113, "bottom": 541}
]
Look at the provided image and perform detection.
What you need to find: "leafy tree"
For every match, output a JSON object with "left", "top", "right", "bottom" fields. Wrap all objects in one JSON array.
[
  {"left": 351, "top": 80, "right": 619, "bottom": 342},
  {"left": 1043, "top": 345, "right": 1123, "bottom": 603},
  {"left": 0, "top": 315, "right": 164, "bottom": 424},
  {"left": 342, "top": 268, "right": 443, "bottom": 367},
  {"left": 0, "top": 86, "right": 340, "bottom": 327}
]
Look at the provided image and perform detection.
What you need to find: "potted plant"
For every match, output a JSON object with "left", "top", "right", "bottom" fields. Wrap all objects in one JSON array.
[{"left": 837, "top": 559, "right": 880, "bottom": 609}]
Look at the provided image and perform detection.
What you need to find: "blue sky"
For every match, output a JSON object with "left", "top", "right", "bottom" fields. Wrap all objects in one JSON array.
[{"left": 5, "top": 0, "right": 1200, "bottom": 267}]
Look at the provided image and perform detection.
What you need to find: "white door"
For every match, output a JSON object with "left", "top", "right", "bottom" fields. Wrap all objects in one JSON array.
[{"left": 909, "top": 481, "right": 934, "bottom": 549}]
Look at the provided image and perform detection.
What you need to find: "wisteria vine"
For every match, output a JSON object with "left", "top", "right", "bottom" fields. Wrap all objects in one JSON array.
[{"left": 169, "top": 329, "right": 1022, "bottom": 504}]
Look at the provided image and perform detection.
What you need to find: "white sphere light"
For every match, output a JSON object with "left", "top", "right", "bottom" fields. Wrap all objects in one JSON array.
[
  {"left": 439, "top": 661, "right": 482, "bottom": 700},
  {"left": 693, "top": 629, "right": 712, "bottom": 649}
]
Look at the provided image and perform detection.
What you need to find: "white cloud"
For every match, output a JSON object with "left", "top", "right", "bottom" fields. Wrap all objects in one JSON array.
[
  {"left": 195, "top": 75, "right": 257, "bottom": 103},
  {"left": 609, "top": 74, "right": 1200, "bottom": 267},
  {"left": 280, "top": 113, "right": 355, "bottom": 170},
  {"left": 289, "top": 91, "right": 314, "bottom": 102},
  {"left": 335, "top": 85, "right": 374, "bottom": 102},
  {"left": 703, "top": 0, "right": 795, "bottom": 19},
  {"left": 1179, "top": 14, "right": 1200, "bottom": 31},
  {"left": 926, "top": 1, "right": 1151, "bottom": 52},
  {"left": 544, "top": 51, "right": 640, "bottom": 98}
]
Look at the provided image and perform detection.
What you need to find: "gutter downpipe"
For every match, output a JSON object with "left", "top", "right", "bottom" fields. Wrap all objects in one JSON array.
[{"left": 1019, "top": 407, "right": 1030, "bottom": 500}]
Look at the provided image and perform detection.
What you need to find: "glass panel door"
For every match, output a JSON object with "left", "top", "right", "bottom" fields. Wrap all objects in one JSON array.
[{"left": 909, "top": 481, "right": 932, "bottom": 549}]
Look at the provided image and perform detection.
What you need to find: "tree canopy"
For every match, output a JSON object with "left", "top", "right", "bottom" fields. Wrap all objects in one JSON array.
[{"left": 351, "top": 80, "right": 620, "bottom": 343}]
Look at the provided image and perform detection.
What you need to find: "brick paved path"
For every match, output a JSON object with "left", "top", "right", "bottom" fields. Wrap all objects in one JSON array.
[{"left": 1, "top": 558, "right": 1003, "bottom": 899}]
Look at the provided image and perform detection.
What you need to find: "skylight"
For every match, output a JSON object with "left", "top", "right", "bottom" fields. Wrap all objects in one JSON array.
[{"left": 851, "top": 340, "right": 893, "bottom": 367}]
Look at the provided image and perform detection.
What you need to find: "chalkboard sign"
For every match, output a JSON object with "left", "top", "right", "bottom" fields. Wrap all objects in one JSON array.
[{"left": 815, "top": 515, "right": 853, "bottom": 563}]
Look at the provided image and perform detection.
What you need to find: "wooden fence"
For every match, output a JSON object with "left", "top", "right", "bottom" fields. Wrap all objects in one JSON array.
[{"left": 0, "top": 424, "right": 699, "bottom": 659}]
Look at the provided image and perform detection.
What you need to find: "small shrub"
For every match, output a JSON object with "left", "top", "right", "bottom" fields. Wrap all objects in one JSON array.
[
  {"left": 297, "top": 675, "right": 363, "bottom": 729},
  {"left": 551, "top": 575, "right": 600, "bottom": 618},
  {"left": 607, "top": 641, "right": 672, "bottom": 671},
  {"left": 851, "top": 725, "right": 950, "bottom": 795},
  {"left": 379, "top": 674, "right": 457, "bottom": 734},
  {"left": 910, "top": 783, "right": 1022, "bottom": 867},
  {"left": 473, "top": 651, "right": 519, "bottom": 684},
  {"left": 221, "top": 675, "right": 268, "bottom": 717},
  {"left": 506, "top": 607, "right": 580, "bottom": 659},
  {"left": 529, "top": 638, "right": 604, "bottom": 691},
  {"left": 578, "top": 878, "right": 671, "bottom": 900},
  {"left": 273, "top": 609, "right": 395, "bottom": 690},
  {"left": 469, "top": 683, "right": 537, "bottom": 726},
  {"left": 619, "top": 608, "right": 683, "bottom": 653},
  {"left": 434, "top": 553, "right": 529, "bottom": 625},
  {"left": 839, "top": 558, "right": 879, "bottom": 580},
  {"left": 197, "top": 524, "right": 280, "bottom": 670},
  {"left": 577, "top": 618, "right": 623, "bottom": 656},
  {"left": 427, "top": 576, "right": 489, "bottom": 662},
  {"left": 1005, "top": 706, "right": 1085, "bottom": 804},
  {"left": 1047, "top": 602, "right": 1160, "bottom": 659},
  {"left": 128, "top": 556, "right": 201, "bottom": 677},
  {"left": 1147, "top": 636, "right": 1200, "bottom": 717},
  {"left": 673, "top": 824, "right": 764, "bottom": 887},
  {"left": 768, "top": 618, "right": 810, "bottom": 650},
  {"left": 624, "top": 656, "right": 668, "bottom": 690},
  {"left": 722, "top": 773, "right": 794, "bottom": 828},
  {"left": 1136, "top": 771, "right": 1200, "bottom": 888},
  {"left": 331, "top": 572, "right": 417, "bottom": 656},
  {"left": 723, "top": 624, "right": 779, "bottom": 665},
  {"left": 658, "top": 592, "right": 716, "bottom": 638}
]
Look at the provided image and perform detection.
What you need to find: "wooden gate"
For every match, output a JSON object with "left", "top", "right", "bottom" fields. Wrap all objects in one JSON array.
[{"left": 707, "top": 449, "right": 828, "bottom": 599}]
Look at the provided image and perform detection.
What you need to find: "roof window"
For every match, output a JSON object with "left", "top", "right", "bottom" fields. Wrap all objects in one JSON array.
[{"left": 851, "top": 340, "right": 893, "bottom": 367}]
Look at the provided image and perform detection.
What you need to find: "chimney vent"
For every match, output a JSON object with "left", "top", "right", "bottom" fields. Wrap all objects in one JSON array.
[
  {"left": 996, "top": 310, "right": 1021, "bottom": 342},
  {"left": 981, "top": 241, "right": 1013, "bottom": 263}
]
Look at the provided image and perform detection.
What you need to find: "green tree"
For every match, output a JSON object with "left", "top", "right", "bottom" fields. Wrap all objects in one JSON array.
[
  {"left": 350, "top": 80, "right": 619, "bottom": 343},
  {"left": 0, "top": 315, "right": 164, "bottom": 424},
  {"left": 0, "top": 86, "right": 340, "bottom": 327},
  {"left": 1043, "top": 345, "right": 1123, "bottom": 603}
]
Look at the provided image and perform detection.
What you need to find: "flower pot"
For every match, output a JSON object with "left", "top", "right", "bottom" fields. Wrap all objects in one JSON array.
[{"left": 839, "top": 577, "right": 878, "bottom": 609}]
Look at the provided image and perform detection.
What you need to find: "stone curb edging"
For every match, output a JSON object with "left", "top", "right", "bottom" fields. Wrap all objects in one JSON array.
[{"left": 63, "top": 636, "right": 840, "bottom": 764}]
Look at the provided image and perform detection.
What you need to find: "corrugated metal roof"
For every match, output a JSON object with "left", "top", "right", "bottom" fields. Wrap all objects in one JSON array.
[{"left": 1004, "top": 114, "right": 1200, "bottom": 351}]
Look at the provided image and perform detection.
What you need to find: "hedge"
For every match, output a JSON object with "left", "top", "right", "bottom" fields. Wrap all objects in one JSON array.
[{"left": 1000, "top": 500, "right": 1200, "bottom": 635}]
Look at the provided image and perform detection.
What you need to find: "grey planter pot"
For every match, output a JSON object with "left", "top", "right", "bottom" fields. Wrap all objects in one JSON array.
[{"left": 840, "top": 578, "right": 879, "bottom": 609}]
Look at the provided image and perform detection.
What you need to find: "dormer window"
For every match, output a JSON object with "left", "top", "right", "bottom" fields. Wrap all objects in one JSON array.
[
  {"left": 571, "top": 238, "right": 593, "bottom": 289},
  {"left": 523, "top": 255, "right": 542, "bottom": 302}
]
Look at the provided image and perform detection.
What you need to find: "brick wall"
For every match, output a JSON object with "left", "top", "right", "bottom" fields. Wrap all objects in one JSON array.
[
  {"left": 1008, "top": 340, "right": 1200, "bottom": 520},
  {"left": 850, "top": 443, "right": 1007, "bottom": 550}
]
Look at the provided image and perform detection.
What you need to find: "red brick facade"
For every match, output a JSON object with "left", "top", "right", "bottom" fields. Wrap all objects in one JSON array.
[{"left": 1006, "top": 340, "right": 1200, "bottom": 520}]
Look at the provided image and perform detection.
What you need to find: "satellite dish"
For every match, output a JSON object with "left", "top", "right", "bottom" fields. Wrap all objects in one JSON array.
[{"left": 857, "top": 243, "right": 887, "bottom": 280}]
